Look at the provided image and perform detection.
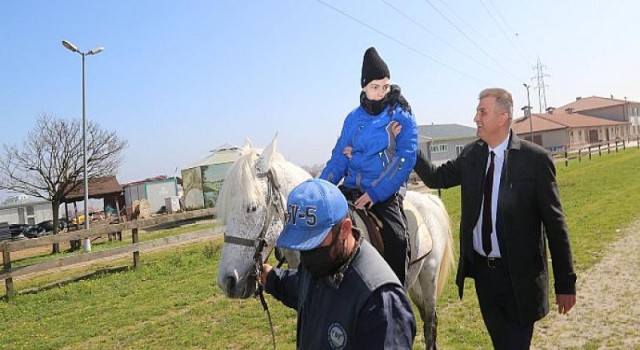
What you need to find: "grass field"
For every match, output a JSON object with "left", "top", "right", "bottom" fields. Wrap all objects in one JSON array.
[{"left": 1, "top": 147, "right": 639, "bottom": 349}]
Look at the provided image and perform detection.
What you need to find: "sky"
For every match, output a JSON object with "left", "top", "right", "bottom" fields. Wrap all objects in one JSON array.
[{"left": 2, "top": 0, "right": 639, "bottom": 196}]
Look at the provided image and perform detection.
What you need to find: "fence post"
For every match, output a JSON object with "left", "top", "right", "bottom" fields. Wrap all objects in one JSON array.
[
  {"left": 564, "top": 150, "right": 568, "bottom": 167},
  {"left": 637, "top": 136, "right": 639, "bottom": 149},
  {"left": 588, "top": 146, "right": 592, "bottom": 160},
  {"left": 3, "top": 242, "right": 14, "bottom": 298},
  {"left": 615, "top": 141, "right": 619, "bottom": 153},
  {"left": 598, "top": 144, "right": 602, "bottom": 156},
  {"left": 578, "top": 149, "right": 581, "bottom": 162},
  {"left": 607, "top": 142, "right": 611, "bottom": 154},
  {"left": 132, "top": 227, "right": 140, "bottom": 269}
]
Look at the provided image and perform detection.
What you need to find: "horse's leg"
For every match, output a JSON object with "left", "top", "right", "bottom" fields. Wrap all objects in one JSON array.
[{"left": 409, "top": 262, "right": 439, "bottom": 350}]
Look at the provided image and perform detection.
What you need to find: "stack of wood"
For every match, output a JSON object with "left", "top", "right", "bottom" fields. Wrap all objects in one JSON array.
[{"left": 132, "top": 199, "right": 151, "bottom": 219}]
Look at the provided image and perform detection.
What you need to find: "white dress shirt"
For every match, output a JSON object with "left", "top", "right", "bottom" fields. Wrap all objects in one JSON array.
[{"left": 473, "top": 137, "right": 509, "bottom": 258}]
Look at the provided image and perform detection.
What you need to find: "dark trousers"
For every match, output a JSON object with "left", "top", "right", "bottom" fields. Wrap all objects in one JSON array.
[
  {"left": 371, "top": 194, "right": 408, "bottom": 286},
  {"left": 473, "top": 252, "right": 534, "bottom": 350},
  {"left": 340, "top": 186, "right": 409, "bottom": 285}
]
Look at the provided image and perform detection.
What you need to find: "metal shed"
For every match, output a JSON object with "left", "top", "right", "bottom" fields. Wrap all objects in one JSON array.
[
  {"left": 0, "top": 197, "right": 52, "bottom": 226},
  {"left": 123, "top": 176, "right": 178, "bottom": 217}
]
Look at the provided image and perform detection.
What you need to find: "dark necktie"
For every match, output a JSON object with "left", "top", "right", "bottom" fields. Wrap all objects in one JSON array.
[{"left": 482, "top": 151, "right": 495, "bottom": 256}]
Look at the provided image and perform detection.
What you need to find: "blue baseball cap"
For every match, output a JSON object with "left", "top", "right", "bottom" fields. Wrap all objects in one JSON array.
[{"left": 276, "top": 179, "right": 348, "bottom": 251}]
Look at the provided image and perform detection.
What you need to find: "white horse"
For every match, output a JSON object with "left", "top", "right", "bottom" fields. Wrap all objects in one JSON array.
[{"left": 216, "top": 136, "right": 454, "bottom": 348}]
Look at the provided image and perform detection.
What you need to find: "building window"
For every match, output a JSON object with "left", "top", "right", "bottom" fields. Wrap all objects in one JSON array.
[
  {"left": 455, "top": 145, "right": 464, "bottom": 156},
  {"left": 26, "top": 206, "right": 34, "bottom": 215},
  {"left": 430, "top": 144, "right": 448, "bottom": 153}
]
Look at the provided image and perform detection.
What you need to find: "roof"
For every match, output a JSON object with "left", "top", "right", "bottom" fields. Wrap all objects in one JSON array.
[
  {"left": 555, "top": 96, "right": 629, "bottom": 113},
  {"left": 418, "top": 124, "right": 477, "bottom": 140},
  {"left": 513, "top": 111, "right": 627, "bottom": 134},
  {"left": 63, "top": 176, "right": 123, "bottom": 202},
  {"left": 185, "top": 146, "right": 242, "bottom": 169},
  {"left": 512, "top": 114, "right": 566, "bottom": 134},
  {"left": 0, "top": 199, "right": 51, "bottom": 211},
  {"left": 124, "top": 175, "right": 174, "bottom": 187}
]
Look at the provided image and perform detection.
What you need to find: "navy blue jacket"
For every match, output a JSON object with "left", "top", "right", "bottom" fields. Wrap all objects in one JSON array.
[{"left": 265, "top": 240, "right": 416, "bottom": 349}]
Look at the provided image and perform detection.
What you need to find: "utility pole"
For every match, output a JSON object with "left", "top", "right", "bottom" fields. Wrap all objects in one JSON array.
[{"left": 522, "top": 83, "right": 533, "bottom": 142}]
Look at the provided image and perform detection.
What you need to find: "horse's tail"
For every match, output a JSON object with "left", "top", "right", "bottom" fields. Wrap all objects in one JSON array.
[
  {"left": 436, "top": 220, "right": 454, "bottom": 297},
  {"left": 428, "top": 194, "right": 455, "bottom": 298}
]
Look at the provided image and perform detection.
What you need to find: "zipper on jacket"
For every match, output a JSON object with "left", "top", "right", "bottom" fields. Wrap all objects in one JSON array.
[
  {"left": 389, "top": 157, "right": 405, "bottom": 180},
  {"left": 379, "top": 152, "right": 388, "bottom": 168}
]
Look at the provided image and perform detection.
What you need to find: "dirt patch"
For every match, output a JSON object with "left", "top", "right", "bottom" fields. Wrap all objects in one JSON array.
[{"left": 533, "top": 219, "right": 640, "bottom": 349}]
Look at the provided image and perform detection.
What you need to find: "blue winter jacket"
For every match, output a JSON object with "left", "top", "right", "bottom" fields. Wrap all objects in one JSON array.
[{"left": 320, "top": 104, "right": 418, "bottom": 204}]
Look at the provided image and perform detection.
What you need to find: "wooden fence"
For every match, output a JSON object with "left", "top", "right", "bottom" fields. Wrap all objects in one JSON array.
[
  {"left": 1, "top": 208, "right": 218, "bottom": 297},
  {"left": 551, "top": 139, "right": 637, "bottom": 167}
]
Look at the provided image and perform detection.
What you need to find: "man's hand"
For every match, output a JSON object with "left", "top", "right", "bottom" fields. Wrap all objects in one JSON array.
[
  {"left": 390, "top": 121, "right": 402, "bottom": 137},
  {"left": 260, "top": 263, "right": 273, "bottom": 286},
  {"left": 354, "top": 192, "right": 373, "bottom": 209},
  {"left": 556, "top": 294, "right": 576, "bottom": 314},
  {"left": 343, "top": 146, "right": 353, "bottom": 160}
]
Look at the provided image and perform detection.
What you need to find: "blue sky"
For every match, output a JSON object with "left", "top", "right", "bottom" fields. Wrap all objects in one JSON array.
[{"left": 2, "top": 0, "right": 639, "bottom": 192}]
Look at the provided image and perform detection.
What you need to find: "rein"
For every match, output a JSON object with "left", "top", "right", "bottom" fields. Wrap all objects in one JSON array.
[{"left": 222, "top": 169, "right": 286, "bottom": 350}]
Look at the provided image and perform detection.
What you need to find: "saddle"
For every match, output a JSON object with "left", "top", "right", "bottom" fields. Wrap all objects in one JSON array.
[{"left": 348, "top": 199, "right": 432, "bottom": 266}]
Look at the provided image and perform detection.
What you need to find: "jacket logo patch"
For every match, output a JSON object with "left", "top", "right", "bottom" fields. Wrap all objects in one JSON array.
[{"left": 327, "top": 323, "right": 347, "bottom": 349}]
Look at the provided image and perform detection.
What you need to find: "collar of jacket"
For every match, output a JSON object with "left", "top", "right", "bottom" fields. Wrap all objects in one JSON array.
[{"left": 475, "top": 129, "right": 521, "bottom": 152}]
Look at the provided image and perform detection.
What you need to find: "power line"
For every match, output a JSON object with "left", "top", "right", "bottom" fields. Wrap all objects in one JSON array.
[
  {"left": 380, "top": 0, "right": 509, "bottom": 79},
  {"left": 477, "top": 0, "right": 531, "bottom": 67},
  {"left": 421, "top": 0, "right": 523, "bottom": 82},
  {"left": 434, "top": 0, "right": 505, "bottom": 56},
  {"left": 313, "top": 0, "right": 491, "bottom": 85}
]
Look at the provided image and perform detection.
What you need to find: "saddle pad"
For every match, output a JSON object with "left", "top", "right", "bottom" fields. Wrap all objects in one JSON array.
[
  {"left": 350, "top": 200, "right": 432, "bottom": 264},
  {"left": 404, "top": 200, "right": 432, "bottom": 264}
]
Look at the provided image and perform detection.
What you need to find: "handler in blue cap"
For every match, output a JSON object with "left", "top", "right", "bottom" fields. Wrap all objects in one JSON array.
[{"left": 261, "top": 178, "right": 416, "bottom": 350}]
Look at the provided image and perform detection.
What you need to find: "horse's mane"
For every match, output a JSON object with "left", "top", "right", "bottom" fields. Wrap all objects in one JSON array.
[{"left": 215, "top": 145, "right": 285, "bottom": 224}]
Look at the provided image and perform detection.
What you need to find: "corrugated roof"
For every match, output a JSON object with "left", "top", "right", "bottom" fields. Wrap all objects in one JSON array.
[
  {"left": 556, "top": 96, "right": 628, "bottom": 113},
  {"left": 185, "top": 146, "right": 243, "bottom": 169},
  {"left": 418, "top": 124, "right": 477, "bottom": 140},
  {"left": 63, "top": 176, "right": 123, "bottom": 202}
]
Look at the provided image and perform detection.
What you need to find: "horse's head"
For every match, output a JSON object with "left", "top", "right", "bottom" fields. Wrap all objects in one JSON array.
[{"left": 215, "top": 135, "right": 310, "bottom": 298}]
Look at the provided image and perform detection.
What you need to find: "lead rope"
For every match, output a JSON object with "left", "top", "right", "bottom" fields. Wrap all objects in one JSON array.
[
  {"left": 253, "top": 170, "right": 287, "bottom": 350},
  {"left": 254, "top": 238, "right": 277, "bottom": 350}
]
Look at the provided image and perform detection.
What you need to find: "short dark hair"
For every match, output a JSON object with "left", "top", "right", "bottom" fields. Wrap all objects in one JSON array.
[{"left": 479, "top": 88, "right": 513, "bottom": 119}]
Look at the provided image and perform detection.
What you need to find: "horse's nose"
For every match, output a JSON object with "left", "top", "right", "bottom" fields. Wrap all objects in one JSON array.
[{"left": 222, "top": 274, "right": 238, "bottom": 294}]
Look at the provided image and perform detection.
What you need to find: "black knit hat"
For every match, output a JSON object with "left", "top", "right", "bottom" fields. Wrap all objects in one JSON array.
[{"left": 361, "top": 47, "right": 390, "bottom": 88}]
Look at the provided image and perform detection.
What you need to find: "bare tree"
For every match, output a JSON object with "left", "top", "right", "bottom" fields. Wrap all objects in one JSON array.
[{"left": 0, "top": 114, "right": 127, "bottom": 252}]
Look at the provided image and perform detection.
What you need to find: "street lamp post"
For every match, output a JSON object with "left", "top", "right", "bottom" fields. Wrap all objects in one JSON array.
[
  {"left": 522, "top": 83, "right": 533, "bottom": 142},
  {"left": 62, "top": 40, "right": 104, "bottom": 253}
]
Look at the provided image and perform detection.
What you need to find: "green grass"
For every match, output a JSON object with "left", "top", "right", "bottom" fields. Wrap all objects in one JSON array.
[{"left": 0, "top": 148, "right": 638, "bottom": 349}]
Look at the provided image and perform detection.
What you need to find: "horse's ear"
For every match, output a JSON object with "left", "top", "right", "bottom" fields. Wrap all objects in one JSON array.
[
  {"left": 256, "top": 133, "right": 278, "bottom": 173},
  {"left": 243, "top": 138, "right": 253, "bottom": 151}
]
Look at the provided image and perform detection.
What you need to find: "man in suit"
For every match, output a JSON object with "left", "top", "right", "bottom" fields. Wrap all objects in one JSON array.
[{"left": 414, "top": 88, "right": 577, "bottom": 349}]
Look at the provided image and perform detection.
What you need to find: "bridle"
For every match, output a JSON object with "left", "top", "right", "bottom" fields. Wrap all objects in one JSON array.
[{"left": 222, "top": 169, "right": 286, "bottom": 349}]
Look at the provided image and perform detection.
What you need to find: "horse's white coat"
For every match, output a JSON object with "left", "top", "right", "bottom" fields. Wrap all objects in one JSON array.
[{"left": 216, "top": 135, "right": 453, "bottom": 348}]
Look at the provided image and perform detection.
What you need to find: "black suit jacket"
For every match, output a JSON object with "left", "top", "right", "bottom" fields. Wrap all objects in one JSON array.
[{"left": 415, "top": 132, "right": 576, "bottom": 324}]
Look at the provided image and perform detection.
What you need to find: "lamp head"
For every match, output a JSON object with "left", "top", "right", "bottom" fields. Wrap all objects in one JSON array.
[
  {"left": 88, "top": 47, "right": 105, "bottom": 55},
  {"left": 62, "top": 40, "right": 79, "bottom": 53}
]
